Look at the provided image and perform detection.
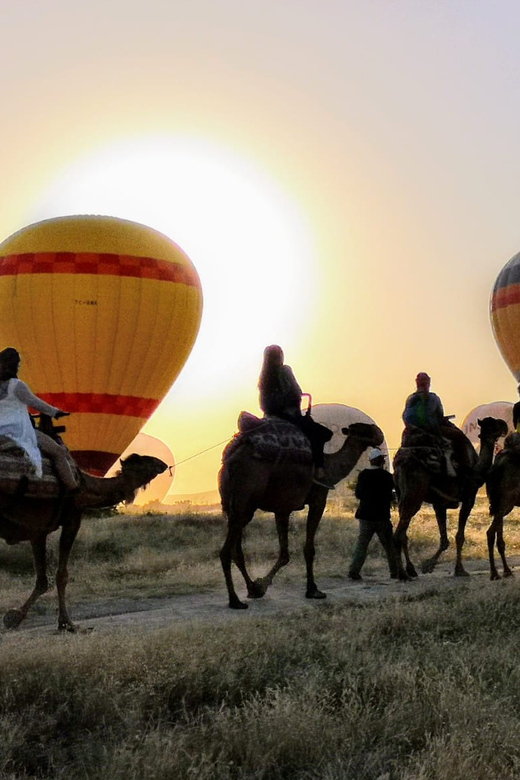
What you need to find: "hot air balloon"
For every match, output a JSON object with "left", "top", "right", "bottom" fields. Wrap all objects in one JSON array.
[
  {"left": 105, "top": 433, "right": 175, "bottom": 506},
  {"left": 0, "top": 215, "right": 202, "bottom": 475},
  {"left": 490, "top": 252, "right": 520, "bottom": 385},
  {"left": 310, "top": 403, "right": 390, "bottom": 480},
  {"left": 461, "top": 401, "right": 513, "bottom": 452}
]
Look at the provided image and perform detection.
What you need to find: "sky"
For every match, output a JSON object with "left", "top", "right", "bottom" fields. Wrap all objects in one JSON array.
[{"left": 3, "top": 0, "right": 520, "bottom": 496}]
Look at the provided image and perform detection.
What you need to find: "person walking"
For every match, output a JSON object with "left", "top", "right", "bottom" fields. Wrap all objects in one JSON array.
[{"left": 348, "top": 447, "right": 398, "bottom": 580}]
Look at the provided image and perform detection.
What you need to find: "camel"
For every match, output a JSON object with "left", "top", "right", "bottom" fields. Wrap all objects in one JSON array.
[
  {"left": 219, "top": 418, "right": 384, "bottom": 609},
  {"left": 484, "top": 437, "right": 520, "bottom": 580},
  {"left": 0, "top": 427, "right": 167, "bottom": 632},
  {"left": 393, "top": 417, "right": 508, "bottom": 580}
]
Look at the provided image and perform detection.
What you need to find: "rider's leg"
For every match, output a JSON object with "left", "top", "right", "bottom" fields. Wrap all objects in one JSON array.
[{"left": 35, "top": 431, "right": 79, "bottom": 491}]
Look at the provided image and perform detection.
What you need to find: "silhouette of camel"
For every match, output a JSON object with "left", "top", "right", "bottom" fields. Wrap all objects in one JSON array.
[
  {"left": 219, "top": 419, "right": 384, "bottom": 609},
  {"left": 0, "top": 429, "right": 166, "bottom": 631},
  {"left": 393, "top": 417, "right": 507, "bottom": 579},
  {"left": 485, "top": 435, "right": 520, "bottom": 580}
]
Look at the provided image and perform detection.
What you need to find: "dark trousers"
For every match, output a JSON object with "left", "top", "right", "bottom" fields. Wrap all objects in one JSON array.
[
  {"left": 278, "top": 413, "right": 332, "bottom": 467},
  {"left": 349, "top": 519, "right": 398, "bottom": 577}
]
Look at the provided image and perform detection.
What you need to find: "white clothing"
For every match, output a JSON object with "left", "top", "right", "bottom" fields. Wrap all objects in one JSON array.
[{"left": 0, "top": 378, "right": 58, "bottom": 477}]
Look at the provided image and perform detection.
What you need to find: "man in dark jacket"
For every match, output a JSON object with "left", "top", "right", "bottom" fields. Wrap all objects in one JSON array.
[{"left": 348, "top": 448, "right": 398, "bottom": 580}]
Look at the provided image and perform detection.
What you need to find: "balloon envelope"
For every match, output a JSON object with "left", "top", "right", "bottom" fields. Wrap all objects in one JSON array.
[
  {"left": 491, "top": 252, "right": 520, "bottom": 384},
  {"left": 105, "top": 433, "right": 175, "bottom": 505},
  {"left": 0, "top": 215, "right": 202, "bottom": 475},
  {"left": 310, "top": 403, "right": 389, "bottom": 480},
  {"left": 461, "top": 401, "right": 513, "bottom": 452}
]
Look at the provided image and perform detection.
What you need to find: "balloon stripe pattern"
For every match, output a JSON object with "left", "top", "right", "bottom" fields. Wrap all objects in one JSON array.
[
  {"left": 0, "top": 252, "right": 197, "bottom": 284},
  {"left": 0, "top": 216, "right": 203, "bottom": 475},
  {"left": 491, "top": 252, "right": 520, "bottom": 383}
]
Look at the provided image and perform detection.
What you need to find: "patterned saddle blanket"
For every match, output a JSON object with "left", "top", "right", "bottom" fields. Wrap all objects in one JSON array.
[
  {"left": 0, "top": 436, "right": 64, "bottom": 498},
  {"left": 223, "top": 412, "right": 313, "bottom": 465},
  {"left": 394, "top": 428, "right": 453, "bottom": 476}
]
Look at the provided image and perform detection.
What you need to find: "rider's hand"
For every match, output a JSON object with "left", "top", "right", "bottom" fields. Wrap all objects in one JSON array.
[{"left": 54, "top": 410, "right": 70, "bottom": 419}]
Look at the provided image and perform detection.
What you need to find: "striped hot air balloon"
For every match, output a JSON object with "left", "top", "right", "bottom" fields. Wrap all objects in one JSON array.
[
  {"left": 0, "top": 215, "right": 203, "bottom": 475},
  {"left": 490, "top": 251, "right": 520, "bottom": 383}
]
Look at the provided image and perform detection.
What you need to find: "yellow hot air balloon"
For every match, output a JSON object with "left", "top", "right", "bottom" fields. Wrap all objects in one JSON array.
[
  {"left": 491, "top": 252, "right": 520, "bottom": 384},
  {"left": 0, "top": 215, "right": 202, "bottom": 475}
]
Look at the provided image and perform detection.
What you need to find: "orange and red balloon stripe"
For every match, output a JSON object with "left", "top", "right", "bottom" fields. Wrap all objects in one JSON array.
[{"left": 0, "top": 251, "right": 200, "bottom": 287}]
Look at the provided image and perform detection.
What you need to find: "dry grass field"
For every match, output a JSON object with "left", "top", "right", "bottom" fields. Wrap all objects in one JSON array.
[{"left": 2, "top": 491, "right": 520, "bottom": 778}]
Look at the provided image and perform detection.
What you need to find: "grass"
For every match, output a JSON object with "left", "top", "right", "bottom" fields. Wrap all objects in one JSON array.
[
  {"left": 3, "top": 583, "right": 520, "bottom": 778},
  {"left": 2, "top": 491, "right": 520, "bottom": 777}
]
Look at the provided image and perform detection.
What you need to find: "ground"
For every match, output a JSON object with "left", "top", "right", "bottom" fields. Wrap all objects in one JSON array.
[{"left": 4, "top": 556, "right": 517, "bottom": 638}]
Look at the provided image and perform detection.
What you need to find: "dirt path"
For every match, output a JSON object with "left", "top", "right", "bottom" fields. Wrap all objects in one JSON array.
[{"left": 6, "top": 556, "right": 515, "bottom": 637}]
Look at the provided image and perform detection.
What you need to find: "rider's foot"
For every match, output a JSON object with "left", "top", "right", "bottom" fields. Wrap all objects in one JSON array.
[{"left": 313, "top": 468, "right": 335, "bottom": 490}]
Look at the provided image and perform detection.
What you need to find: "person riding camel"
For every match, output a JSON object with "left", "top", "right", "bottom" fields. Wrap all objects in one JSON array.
[
  {"left": 258, "top": 345, "right": 334, "bottom": 489},
  {"left": 0, "top": 348, "right": 79, "bottom": 492},
  {"left": 513, "top": 386, "right": 520, "bottom": 433},
  {"left": 402, "top": 372, "right": 472, "bottom": 477}
]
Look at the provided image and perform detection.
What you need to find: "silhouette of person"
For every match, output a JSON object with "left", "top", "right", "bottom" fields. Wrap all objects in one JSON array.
[{"left": 258, "top": 345, "right": 334, "bottom": 488}]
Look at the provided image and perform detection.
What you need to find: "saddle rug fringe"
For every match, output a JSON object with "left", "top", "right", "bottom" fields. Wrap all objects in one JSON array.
[{"left": 0, "top": 436, "right": 62, "bottom": 498}]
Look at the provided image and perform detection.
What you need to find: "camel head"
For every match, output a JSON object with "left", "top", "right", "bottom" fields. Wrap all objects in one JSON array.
[
  {"left": 477, "top": 417, "right": 509, "bottom": 443},
  {"left": 341, "top": 422, "right": 384, "bottom": 447},
  {"left": 117, "top": 454, "right": 168, "bottom": 503}
]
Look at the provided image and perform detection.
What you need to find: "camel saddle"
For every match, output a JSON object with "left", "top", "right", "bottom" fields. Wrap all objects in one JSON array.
[
  {"left": 223, "top": 412, "right": 313, "bottom": 464},
  {"left": 394, "top": 428, "right": 453, "bottom": 476},
  {"left": 0, "top": 436, "right": 64, "bottom": 499}
]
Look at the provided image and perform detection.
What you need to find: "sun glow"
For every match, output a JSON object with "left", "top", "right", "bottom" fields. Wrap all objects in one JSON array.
[{"left": 28, "top": 137, "right": 316, "bottom": 405}]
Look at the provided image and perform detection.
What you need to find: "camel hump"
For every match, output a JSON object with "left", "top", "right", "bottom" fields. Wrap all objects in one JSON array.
[
  {"left": 223, "top": 416, "right": 313, "bottom": 465},
  {"left": 0, "top": 439, "right": 62, "bottom": 499},
  {"left": 504, "top": 432, "right": 520, "bottom": 451}
]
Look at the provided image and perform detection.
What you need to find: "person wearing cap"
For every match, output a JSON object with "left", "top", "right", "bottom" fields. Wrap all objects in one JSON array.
[
  {"left": 348, "top": 448, "right": 398, "bottom": 581},
  {"left": 402, "top": 372, "right": 444, "bottom": 431},
  {"left": 0, "top": 347, "right": 79, "bottom": 491},
  {"left": 402, "top": 372, "right": 472, "bottom": 476}
]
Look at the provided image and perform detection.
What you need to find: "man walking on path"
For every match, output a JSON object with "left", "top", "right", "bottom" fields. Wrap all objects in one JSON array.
[{"left": 348, "top": 448, "right": 398, "bottom": 580}]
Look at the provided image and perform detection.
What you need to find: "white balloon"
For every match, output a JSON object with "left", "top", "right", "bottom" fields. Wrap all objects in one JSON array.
[
  {"left": 105, "top": 433, "right": 175, "bottom": 505},
  {"left": 310, "top": 403, "right": 389, "bottom": 481},
  {"left": 461, "top": 401, "right": 514, "bottom": 451}
]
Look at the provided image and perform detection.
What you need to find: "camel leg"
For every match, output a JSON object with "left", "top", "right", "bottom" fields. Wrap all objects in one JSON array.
[
  {"left": 304, "top": 492, "right": 328, "bottom": 599},
  {"left": 56, "top": 511, "right": 82, "bottom": 632},
  {"left": 394, "top": 507, "right": 419, "bottom": 580},
  {"left": 401, "top": 532, "right": 418, "bottom": 578},
  {"left": 487, "top": 515, "right": 501, "bottom": 581},
  {"left": 252, "top": 511, "right": 291, "bottom": 596},
  {"left": 496, "top": 517, "right": 513, "bottom": 578},
  {"left": 220, "top": 514, "right": 255, "bottom": 609},
  {"left": 421, "top": 505, "right": 449, "bottom": 574},
  {"left": 3, "top": 534, "right": 50, "bottom": 629},
  {"left": 454, "top": 494, "right": 476, "bottom": 577},
  {"left": 231, "top": 526, "right": 266, "bottom": 599}
]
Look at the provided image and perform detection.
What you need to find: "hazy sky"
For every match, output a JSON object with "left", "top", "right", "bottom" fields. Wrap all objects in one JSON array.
[{"left": 3, "top": 0, "right": 520, "bottom": 495}]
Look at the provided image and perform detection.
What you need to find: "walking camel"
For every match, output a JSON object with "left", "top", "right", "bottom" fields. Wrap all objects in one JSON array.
[
  {"left": 485, "top": 438, "right": 520, "bottom": 580},
  {"left": 219, "top": 417, "right": 384, "bottom": 609},
  {"left": 393, "top": 416, "right": 508, "bottom": 579},
  {"left": 0, "top": 426, "right": 167, "bottom": 631}
]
